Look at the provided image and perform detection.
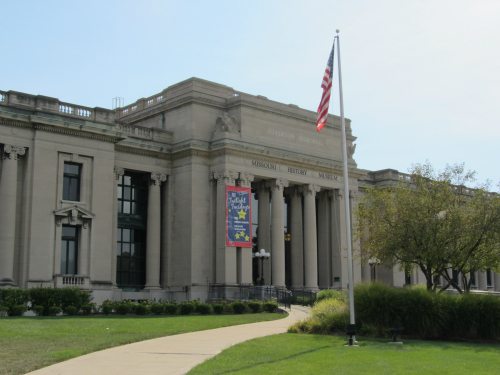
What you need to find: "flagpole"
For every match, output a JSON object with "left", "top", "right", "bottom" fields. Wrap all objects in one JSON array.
[{"left": 335, "top": 29, "right": 356, "bottom": 345}]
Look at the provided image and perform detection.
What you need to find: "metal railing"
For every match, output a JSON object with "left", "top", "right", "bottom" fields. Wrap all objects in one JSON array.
[{"left": 207, "top": 284, "right": 295, "bottom": 309}]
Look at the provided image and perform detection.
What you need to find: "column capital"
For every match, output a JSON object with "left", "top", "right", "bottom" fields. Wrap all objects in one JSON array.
[
  {"left": 114, "top": 166, "right": 125, "bottom": 180},
  {"left": 266, "top": 178, "right": 289, "bottom": 191},
  {"left": 151, "top": 172, "right": 167, "bottom": 185},
  {"left": 2, "top": 144, "right": 26, "bottom": 160},
  {"left": 238, "top": 172, "right": 254, "bottom": 187},
  {"left": 213, "top": 169, "right": 238, "bottom": 185},
  {"left": 300, "top": 184, "right": 320, "bottom": 196}
]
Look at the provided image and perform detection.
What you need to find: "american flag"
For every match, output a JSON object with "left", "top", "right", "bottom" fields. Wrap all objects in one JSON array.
[{"left": 316, "top": 42, "right": 335, "bottom": 132}]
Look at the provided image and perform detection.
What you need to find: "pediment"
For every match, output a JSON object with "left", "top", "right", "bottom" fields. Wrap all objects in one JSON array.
[{"left": 54, "top": 205, "right": 95, "bottom": 227}]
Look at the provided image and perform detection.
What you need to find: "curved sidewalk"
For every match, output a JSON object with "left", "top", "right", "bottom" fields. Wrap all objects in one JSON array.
[{"left": 27, "top": 305, "right": 310, "bottom": 375}]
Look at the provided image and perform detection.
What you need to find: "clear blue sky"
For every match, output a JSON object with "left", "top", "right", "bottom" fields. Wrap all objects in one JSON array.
[{"left": 2, "top": 0, "right": 499, "bottom": 189}]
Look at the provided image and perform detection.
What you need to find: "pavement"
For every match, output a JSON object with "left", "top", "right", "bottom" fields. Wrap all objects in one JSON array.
[{"left": 27, "top": 305, "right": 310, "bottom": 375}]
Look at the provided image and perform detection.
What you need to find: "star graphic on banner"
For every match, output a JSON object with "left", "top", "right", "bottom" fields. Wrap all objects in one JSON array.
[
  {"left": 235, "top": 233, "right": 240, "bottom": 239},
  {"left": 238, "top": 209, "right": 246, "bottom": 219},
  {"left": 245, "top": 235, "right": 250, "bottom": 241},
  {"left": 240, "top": 231, "right": 246, "bottom": 237}
]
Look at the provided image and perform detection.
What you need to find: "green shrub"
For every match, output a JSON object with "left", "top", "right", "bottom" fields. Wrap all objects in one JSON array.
[
  {"left": 101, "top": 300, "right": 114, "bottom": 315},
  {"left": 48, "top": 306, "right": 62, "bottom": 316},
  {"left": 133, "top": 303, "right": 149, "bottom": 315},
  {"left": 164, "top": 303, "right": 178, "bottom": 315},
  {"left": 115, "top": 301, "right": 131, "bottom": 315},
  {"left": 1, "top": 289, "right": 29, "bottom": 316},
  {"left": 315, "top": 289, "right": 347, "bottom": 303},
  {"left": 8, "top": 305, "right": 27, "bottom": 317},
  {"left": 247, "top": 301, "right": 262, "bottom": 313},
  {"left": 231, "top": 302, "right": 246, "bottom": 314},
  {"left": 179, "top": 303, "right": 194, "bottom": 315},
  {"left": 212, "top": 304, "right": 224, "bottom": 314},
  {"left": 64, "top": 305, "right": 78, "bottom": 315},
  {"left": 29, "top": 288, "right": 60, "bottom": 316},
  {"left": 195, "top": 303, "right": 212, "bottom": 315},
  {"left": 290, "top": 298, "right": 348, "bottom": 334},
  {"left": 33, "top": 305, "right": 45, "bottom": 316},
  {"left": 263, "top": 301, "right": 278, "bottom": 313},
  {"left": 81, "top": 303, "right": 94, "bottom": 315},
  {"left": 352, "top": 283, "right": 500, "bottom": 341},
  {"left": 150, "top": 303, "right": 164, "bottom": 315}
]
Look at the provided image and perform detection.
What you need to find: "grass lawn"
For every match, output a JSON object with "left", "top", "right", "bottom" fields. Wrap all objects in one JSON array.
[
  {"left": 189, "top": 333, "right": 500, "bottom": 375},
  {"left": 0, "top": 313, "right": 282, "bottom": 375}
]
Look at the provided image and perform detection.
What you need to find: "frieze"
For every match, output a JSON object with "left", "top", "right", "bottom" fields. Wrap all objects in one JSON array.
[{"left": 318, "top": 172, "right": 339, "bottom": 181}]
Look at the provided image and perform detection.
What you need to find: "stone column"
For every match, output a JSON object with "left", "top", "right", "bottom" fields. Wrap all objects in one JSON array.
[
  {"left": 270, "top": 178, "right": 288, "bottom": 288},
  {"left": 145, "top": 172, "right": 166, "bottom": 289},
  {"left": 329, "top": 190, "right": 343, "bottom": 288},
  {"left": 215, "top": 170, "right": 238, "bottom": 284},
  {"left": 477, "top": 271, "right": 487, "bottom": 291},
  {"left": 257, "top": 182, "right": 271, "bottom": 284},
  {"left": 237, "top": 172, "right": 254, "bottom": 285},
  {"left": 0, "top": 145, "right": 25, "bottom": 285},
  {"left": 317, "top": 190, "right": 330, "bottom": 289},
  {"left": 495, "top": 272, "right": 500, "bottom": 292},
  {"left": 302, "top": 184, "right": 319, "bottom": 291},
  {"left": 289, "top": 186, "right": 303, "bottom": 289}
]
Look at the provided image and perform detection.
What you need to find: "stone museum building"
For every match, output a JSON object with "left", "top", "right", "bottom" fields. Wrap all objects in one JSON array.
[{"left": 1, "top": 78, "right": 499, "bottom": 302}]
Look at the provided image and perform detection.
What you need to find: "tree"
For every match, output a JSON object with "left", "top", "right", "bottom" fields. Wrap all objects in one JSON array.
[{"left": 357, "top": 163, "right": 500, "bottom": 293}]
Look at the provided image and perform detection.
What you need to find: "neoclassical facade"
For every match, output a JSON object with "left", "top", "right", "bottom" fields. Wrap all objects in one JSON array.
[{"left": 0, "top": 78, "right": 498, "bottom": 302}]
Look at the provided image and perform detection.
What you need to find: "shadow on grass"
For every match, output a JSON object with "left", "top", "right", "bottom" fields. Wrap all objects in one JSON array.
[{"left": 214, "top": 345, "right": 331, "bottom": 374}]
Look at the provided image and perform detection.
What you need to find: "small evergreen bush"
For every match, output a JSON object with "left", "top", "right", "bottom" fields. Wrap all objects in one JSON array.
[
  {"left": 150, "top": 302, "right": 164, "bottom": 315},
  {"left": 231, "top": 302, "right": 246, "bottom": 314},
  {"left": 1, "top": 289, "right": 29, "bottom": 316},
  {"left": 263, "top": 301, "right": 278, "bottom": 313},
  {"left": 63, "top": 305, "right": 78, "bottom": 315},
  {"left": 247, "top": 301, "right": 262, "bottom": 313},
  {"left": 101, "top": 300, "right": 114, "bottom": 315},
  {"left": 164, "top": 303, "right": 178, "bottom": 315},
  {"left": 179, "top": 302, "right": 194, "bottom": 315},
  {"left": 115, "top": 301, "right": 131, "bottom": 315},
  {"left": 195, "top": 303, "right": 212, "bottom": 315},
  {"left": 212, "top": 304, "right": 224, "bottom": 314},
  {"left": 132, "top": 302, "right": 148, "bottom": 315}
]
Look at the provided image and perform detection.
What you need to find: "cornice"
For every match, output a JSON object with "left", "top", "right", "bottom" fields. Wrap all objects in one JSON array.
[
  {"left": 115, "top": 143, "right": 171, "bottom": 159},
  {"left": 33, "top": 123, "right": 122, "bottom": 143}
]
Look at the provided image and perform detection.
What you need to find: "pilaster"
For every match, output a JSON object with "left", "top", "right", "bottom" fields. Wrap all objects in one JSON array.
[{"left": 0, "top": 144, "right": 26, "bottom": 285}]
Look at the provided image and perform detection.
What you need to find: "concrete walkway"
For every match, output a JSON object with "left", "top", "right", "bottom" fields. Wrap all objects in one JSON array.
[{"left": 27, "top": 305, "right": 310, "bottom": 375}]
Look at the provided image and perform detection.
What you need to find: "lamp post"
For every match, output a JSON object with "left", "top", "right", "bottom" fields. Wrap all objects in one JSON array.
[
  {"left": 368, "top": 257, "right": 381, "bottom": 282},
  {"left": 253, "top": 248, "right": 270, "bottom": 285}
]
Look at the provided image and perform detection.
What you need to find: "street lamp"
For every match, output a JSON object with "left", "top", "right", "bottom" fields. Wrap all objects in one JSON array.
[
  {"left": 253, "top": 248, "right": 270, "bottom": 285},
  {"left": 368, "top": 257, "right": 381, "bottom": 282}
]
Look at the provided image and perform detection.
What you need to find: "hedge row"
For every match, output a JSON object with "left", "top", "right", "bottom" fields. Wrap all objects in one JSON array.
[
  {"left": 355, "top": 283, "right": 500, "bottom": 340},
  {"left": 0, "top": 288, "right": 92, "bottom": 316},
  {"left": 100, "top": 300, "right": 278, "bottom": 316},
  {"left": 291, "top": 284, "right": 500, "bottom": 341},
  {"left": 0, "top": 288, "right": 278, "bottom": 317}
]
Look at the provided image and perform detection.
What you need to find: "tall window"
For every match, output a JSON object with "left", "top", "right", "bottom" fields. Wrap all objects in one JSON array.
[
  {"left": 116, "top": 228, "right": 146, "bottom": 288},
  {"left": 116, "top": 172, "right": 148, "bottom": 289},
  {"left": 63, "top": 162, "right": 81, "bottom": 201},
  {"left": 486, "top": 269, "right": 493, "bottom": 288},
  {"left": 61, "top": 225, "right": 78, "bottom": 274}
]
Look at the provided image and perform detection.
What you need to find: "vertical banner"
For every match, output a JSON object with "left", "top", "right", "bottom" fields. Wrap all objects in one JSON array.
[{"left": 226, "top": 186, "right": 252, "bottom": 248}]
